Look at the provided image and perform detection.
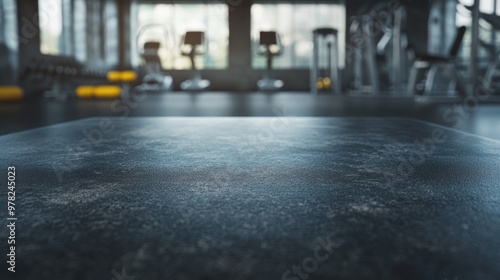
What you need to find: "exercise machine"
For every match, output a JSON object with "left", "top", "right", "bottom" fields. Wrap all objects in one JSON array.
[
  {"left": 461, "top": 4, "right": 500, "bottom": 95},
  {"left": 311, "top": 28, "right": 341, "bottom": 94},
  {"left": 349, "top": 3, "right": 409, "bottom": 94},
  {"left": 180, "top": 31, "right": 210, "bottom": 91},
  {"left": 407, "top": 26, "right": 467, "bottom": 97},
  {"left": 257, "top": 31, "right": 284, "bottom": 91},
  {"left": 481, "top": 28, "right": 500, "bottom": 94},
  {"left": 136, "top": 24, "right": 173, "bottom": 92}
]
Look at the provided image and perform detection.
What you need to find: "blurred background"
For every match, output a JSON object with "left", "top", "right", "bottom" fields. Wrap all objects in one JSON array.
[{"left": 0, "top": 0, "right": 499, "bottom": 140}]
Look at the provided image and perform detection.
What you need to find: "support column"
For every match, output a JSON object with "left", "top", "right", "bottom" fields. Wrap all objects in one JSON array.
[
  {"left": 16, "top": 0, "right": 40, "bottom": 73},
  {"left": 469, "top": 0, "right": 480, "bottom": 96},
  {"left": 228, "top": 0, "right": 252, "bottom": 69},
  {"left": 118, "top": 0, "right": 132, "bottom": 69}
]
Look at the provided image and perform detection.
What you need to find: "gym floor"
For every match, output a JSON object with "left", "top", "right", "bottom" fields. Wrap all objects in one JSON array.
[
  {"left": 1, "top": 112, "right": 500, "bottom": 280},
  {"left": 4, "top": 0, "right": 500, "bottom": 278},
  {"left": 1, "top": 92, "right": 500, "bottom": 140}
]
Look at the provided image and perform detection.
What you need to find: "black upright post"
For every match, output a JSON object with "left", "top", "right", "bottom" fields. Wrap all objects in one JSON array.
[
  {"left": 118, "top": 0, "right": 132, "bottom": 70},
  {"left": 228, "top": 0, "right": 252, "bottom": 70},
  {"left": 469, "top": 0, "right": 480, "bottom": 96},
  {"left": 16, "top": 0, "right": 41, "bottom": 76},
  {"left": 227, "top": 0, "right": 252, "bottom": 90}
]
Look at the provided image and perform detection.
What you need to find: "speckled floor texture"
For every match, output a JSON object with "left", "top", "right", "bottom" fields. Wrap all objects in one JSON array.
[{"left": 1, "top": 117, "right": 500, "bottom": 280}]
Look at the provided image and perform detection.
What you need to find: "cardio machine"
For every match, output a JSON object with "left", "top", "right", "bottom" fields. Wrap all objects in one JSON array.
[
  {"left": 136, "top": 24, "right": 173, "bottom": 92},
  {"left": 349, "top": 3, "right": 410, "bottom": 94},
  {"left": 461, "top": 4, "right": 500, "bottom": 95},
  {"left": 180, "top": 31, "right": 211, "bottom": 91},
  {"left": 257, "top": 31, "right": 284, "bottom": 91}
]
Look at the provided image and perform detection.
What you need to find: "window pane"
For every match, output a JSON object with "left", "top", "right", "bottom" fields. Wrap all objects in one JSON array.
[
  {"left": 137, "top": 4, "right": 228, "bottom": 70},
  {"left": 39, "top": 0, "right": 63, "bottom": 55},
  {"left": 74, "top": 0, "right": 86, "bottom": 62},
  {"left": 479, "top": 0, "right": 495, "bottom": 14},
  {"left": 0, "top": 0, "right": 18, "bottom": 83},
  {"left": 252, "top": 3, "right": 346, "bottom": 69},
  {"left": 1, "top": 0, "right": 18, "bottom": 50},
  {"left": 456, "top": 0, "right": 498, "bottom": 67},
  {"left": 104, "top": 0, "right": 119, "bottom": 67},
  {"left": 60, "top": 0, "right": 72, "bottom": 55},
  {"left": 0, "top": 1, "right": 4, "bottom": 42},
  {"left": 458, "top": 0, "right": 496, "bottom": 14}
]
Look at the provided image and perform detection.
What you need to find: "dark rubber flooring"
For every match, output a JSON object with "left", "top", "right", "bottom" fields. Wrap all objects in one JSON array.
[
  {"left": 2, "top": 92, "right": 500, "bottom": 141},
  {"left": 1, "top": 117, "right": 500, "bottom": 280}
]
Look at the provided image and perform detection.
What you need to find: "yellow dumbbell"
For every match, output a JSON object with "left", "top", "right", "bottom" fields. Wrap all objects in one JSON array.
[
  {"left": 322, "top": 77, "right": 332, "bottom": 90},
  {"left": 0, "top": 86, "right": 24, "bottom": 102},
  {"left": 107, "top": 70, "right": 137, "bottom": 97},
  {"left": 107, "top": 70, "right": 138, "bottom": 83},
  {"left": 76, "top": 86, "right": 95, "bottom": 99},
  {"left": 107, "top": 71, "right": 122, "bottom": 83},
  {"left": 316, "top": 77, "right": 325, "bottom": 90},
  {"left": 120, "top": 71, "right": 137, "bottom": 83},
  {"left": 94, "top": 85, "right": 122, "bottom": 99}
]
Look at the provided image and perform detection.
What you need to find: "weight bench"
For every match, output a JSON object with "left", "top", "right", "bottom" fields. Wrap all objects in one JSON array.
[{"left": 407, "top": 26, "right": 467, "bottom": 97}]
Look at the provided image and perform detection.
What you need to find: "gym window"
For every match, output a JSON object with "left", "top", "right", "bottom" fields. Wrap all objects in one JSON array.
[
  {"left": 0, "top": 0, "right": 18, "bottom": 49},
  {"left": 73, "top": 0, "right": 86, "bottom": 62},
  {"left": 251, "top": 3, "right": 346, "bottom": 69},
  {"left": 0, "top": 0, "right": 18, "bottom": 82},
  {"left": 103, "top": 0, "right": 119, "bottom": 67},
  {"left": 39, "top": 0, "right": 72, "bottom": 56},
  {"left": 135, "top": 4, "right": 229, "bottom": 70},
  {"left": 456, "top": 0, "right": 500, "bottom": 67}
]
